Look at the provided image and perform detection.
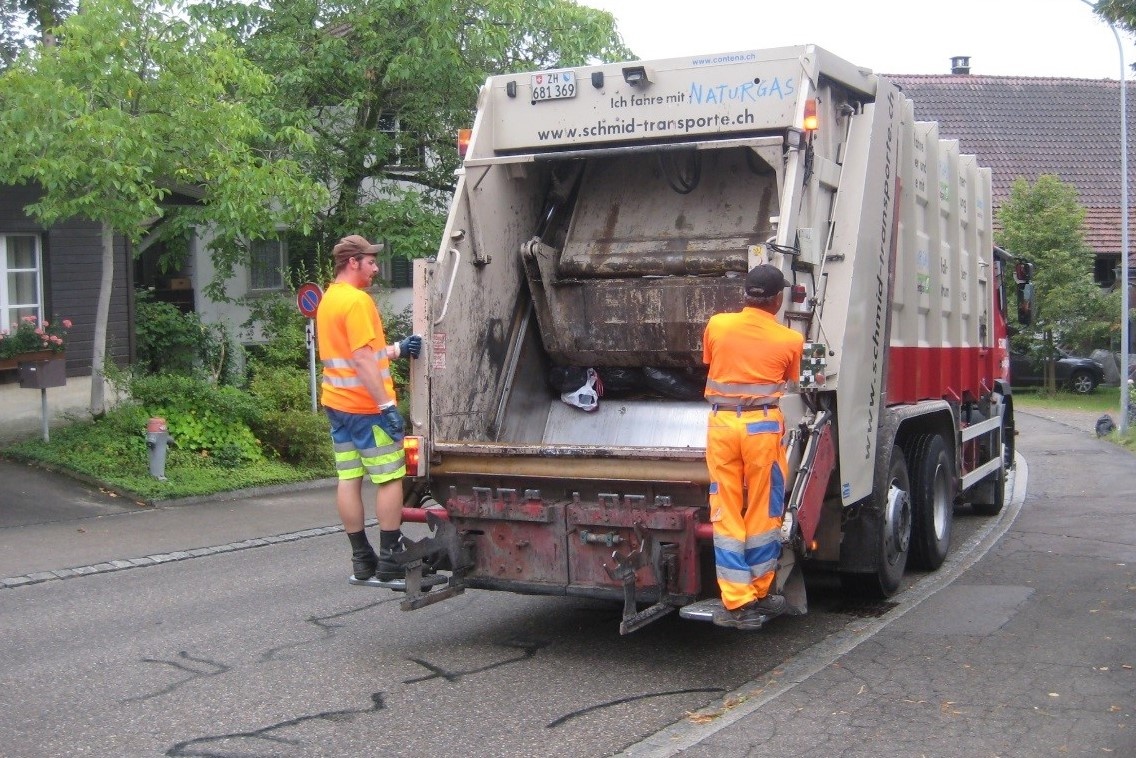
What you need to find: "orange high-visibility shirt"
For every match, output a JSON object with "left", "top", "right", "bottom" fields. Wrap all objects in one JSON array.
[
  {"left": 316, "top": 282, "right": 395, "bottom": 414},
  {"left": 703, "top": 307, "right": 803, "bottom": 404}
]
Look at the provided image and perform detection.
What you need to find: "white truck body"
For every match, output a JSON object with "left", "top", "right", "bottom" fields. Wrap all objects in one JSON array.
[{"left": 401, "top": 46, "right": 1015, "bottom": 632}]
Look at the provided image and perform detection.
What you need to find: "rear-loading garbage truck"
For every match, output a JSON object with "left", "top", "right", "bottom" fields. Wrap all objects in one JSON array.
[{"left": 382, "top": 45, "right": 1029, "bottom": 633}]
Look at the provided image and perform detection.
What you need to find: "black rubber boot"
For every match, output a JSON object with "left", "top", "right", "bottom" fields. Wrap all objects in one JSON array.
[
  {"left": 375, "top": 533, "right": 405, "bottom": 582},
  {"left": 347, "top": 530, "right": 378, "bottom": 580}
]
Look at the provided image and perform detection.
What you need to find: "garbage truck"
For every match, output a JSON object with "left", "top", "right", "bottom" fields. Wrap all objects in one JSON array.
[{"left": 379, "top": 45, "right": 1032, "bottom": 633}]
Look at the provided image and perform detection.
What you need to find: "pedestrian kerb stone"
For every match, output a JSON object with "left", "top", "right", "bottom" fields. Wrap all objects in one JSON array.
[{"left": 3, "top": 577, "right": 34, "bottom": 588}]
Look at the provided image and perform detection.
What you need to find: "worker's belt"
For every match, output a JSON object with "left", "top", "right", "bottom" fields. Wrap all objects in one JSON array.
[{"left": 710, "top": 397, "right": 780, "bottom": 412}]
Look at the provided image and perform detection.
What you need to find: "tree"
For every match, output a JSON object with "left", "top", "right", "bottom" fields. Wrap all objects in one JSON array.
[
  {"left": 191, "top": 0, "right": 631, "bottom": 291},
  {"left": 1, "top": 0, "right": 76, "bottom": 66},
  {"left": 0, "top": 0, "right": 328, "bottom": 413},
  {"left": 996, "top": 174, "right": 1120, "bottom": 392},
  {"left": 1096, "top": 0, "right": 1136, "bottom": 34}
]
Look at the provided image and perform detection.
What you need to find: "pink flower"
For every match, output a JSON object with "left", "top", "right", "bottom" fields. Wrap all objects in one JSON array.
[{"left": 62, "top": 319, "right": 72, "bottom": 329}]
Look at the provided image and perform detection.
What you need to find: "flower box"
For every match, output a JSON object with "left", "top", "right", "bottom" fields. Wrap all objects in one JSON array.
[
  {"left": 17, "top": 354, "right": 67, "bottom": 389},
  {"left": 0, "top": 350, "right": 57, "bottom": 371}
]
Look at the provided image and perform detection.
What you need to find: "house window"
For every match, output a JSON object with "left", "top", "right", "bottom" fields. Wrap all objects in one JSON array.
[
  {"left": 377, "top": 113, "right": 425, "bottom": 169},
  {"left": 249, "top": 238, "right": 287, "bottom": 291},
  {"left": 378, "top": 251, "right": 413, "bottom": 288},
  {"left": 1, "top": 234, "right": 42, "bottom": 329}
]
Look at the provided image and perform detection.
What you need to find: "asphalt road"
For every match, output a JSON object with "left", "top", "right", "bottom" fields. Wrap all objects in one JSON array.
[{"left": 1, "top": 408, "right": 1132, "bottom": 757}]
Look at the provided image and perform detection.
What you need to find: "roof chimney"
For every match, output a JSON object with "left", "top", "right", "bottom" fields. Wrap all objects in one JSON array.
[{"left": 950, "top": 55, "right": 971, "bottom": 75}]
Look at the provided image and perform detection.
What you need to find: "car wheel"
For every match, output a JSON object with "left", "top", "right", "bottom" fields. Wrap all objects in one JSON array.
[{"left": 1069, "top": 370, "right": 1097, "bottom": 394}]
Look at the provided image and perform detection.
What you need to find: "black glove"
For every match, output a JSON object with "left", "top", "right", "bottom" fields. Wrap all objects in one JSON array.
[
  {"left": 377, "top": 405, "right": 406, "bottom": 443},
  {"left": 396, "top": 335, "right": 422, "bottom": 359}
]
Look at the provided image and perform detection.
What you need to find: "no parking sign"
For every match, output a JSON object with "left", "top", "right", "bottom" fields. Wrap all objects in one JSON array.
[
  {"left": 296, "top": 283, "right": 324, "bottom": 412},
  {"left": 296, "top": 282, "right": 323, "bottom": 319}
]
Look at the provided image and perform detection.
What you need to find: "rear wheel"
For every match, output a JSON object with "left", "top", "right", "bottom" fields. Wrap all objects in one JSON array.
[
  {"left": 841, "top": 444, "right": 911, "bottom": 597},
  {"left": 1069, "top": 370, "right": 1096, "bottom": 394},
  {"left": 906, "top": 434, "right": 954, "bottom": 570}
]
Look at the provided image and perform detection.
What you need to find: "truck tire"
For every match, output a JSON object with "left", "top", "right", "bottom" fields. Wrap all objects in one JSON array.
[
  {"left": 841, "top": 445, "right": 911, "bottom": 597},
  {"left": 905, "top": 434, "right": 954, "bottom": 570}
]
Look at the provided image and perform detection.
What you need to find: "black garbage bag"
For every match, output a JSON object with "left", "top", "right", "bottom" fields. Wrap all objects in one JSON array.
[
  {"left": 547, "top": 366, "right": 590, "bottom": 394},
  {"left": 595, "top": 367, "right": 644, "bottom": 397},
  {"left": 642, "top": 366, "right": 704, "bottom": 400}
]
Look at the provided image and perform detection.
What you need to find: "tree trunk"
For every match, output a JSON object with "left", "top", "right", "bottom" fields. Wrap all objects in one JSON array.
[{"left": 89, "top": 221, "right": 114, "bottom": 415}]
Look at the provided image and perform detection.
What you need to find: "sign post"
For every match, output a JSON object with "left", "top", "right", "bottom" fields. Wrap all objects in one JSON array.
[{"left": 296, "top": 283, "right": 324, "bottom": 413}]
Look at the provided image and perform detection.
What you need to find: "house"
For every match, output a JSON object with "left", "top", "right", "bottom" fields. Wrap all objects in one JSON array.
[
  {"left": 890, "top": 57, "right": 1136, "bottom": 303},
  {"left": 0, "top": 183, "right": 133, "bottom": 378}
]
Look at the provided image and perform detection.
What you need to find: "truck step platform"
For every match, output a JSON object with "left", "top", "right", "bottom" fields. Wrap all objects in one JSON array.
[
  {"left": 677, "top": 597, "right": 726, "bottom": 622},
  {"left": 347, "top": 574, "right": 449, "bottom": 592}
]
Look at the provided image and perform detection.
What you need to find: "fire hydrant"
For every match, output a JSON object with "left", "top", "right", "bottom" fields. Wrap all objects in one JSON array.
[{"left": 146, "top": 417, "right": 172, "bottom": 481}]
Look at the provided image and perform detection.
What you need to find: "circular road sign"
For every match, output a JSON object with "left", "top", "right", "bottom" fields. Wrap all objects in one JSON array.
[{"left": 296, "top": 283, "right": 323, "bottom": 319}]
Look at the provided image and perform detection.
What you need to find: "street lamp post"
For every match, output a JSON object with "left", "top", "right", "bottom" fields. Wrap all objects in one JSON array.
[{"left": 1083, "top": 0, "right": 1130, "bottom": 433}]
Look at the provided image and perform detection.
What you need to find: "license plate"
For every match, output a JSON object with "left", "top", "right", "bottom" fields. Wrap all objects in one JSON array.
[{"left": 530, "top": 71, "right": 576, "bottom": 102}]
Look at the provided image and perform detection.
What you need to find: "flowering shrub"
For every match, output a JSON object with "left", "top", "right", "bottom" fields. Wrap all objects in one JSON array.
[{"left": 0, "top": 315, "right": 72, "bottom": 360}]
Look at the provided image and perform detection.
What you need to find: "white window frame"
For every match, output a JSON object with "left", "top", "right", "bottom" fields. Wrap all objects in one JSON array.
[
  {"left": 377, "top": 113, "right": 425, "bottom": 169},
  {"left": 248, "top": 237, "right": 287, "bottom": 292},
  {"left": 1, "top": 234, "right": 44, "bottom": 329}
]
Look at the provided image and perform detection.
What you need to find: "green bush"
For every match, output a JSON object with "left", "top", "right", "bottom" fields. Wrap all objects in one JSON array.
[
  {"left": 246, "top": 365, "right": 332, "bottom": 468},
  {"left": 134, "top": 290, "right": 240, "bottom": 383},
  {"left": 127, "top": 374, "right": 263, "bottom": 465},
  {"left": 242, "top": 293, "right": 309, "bottom": 372}
]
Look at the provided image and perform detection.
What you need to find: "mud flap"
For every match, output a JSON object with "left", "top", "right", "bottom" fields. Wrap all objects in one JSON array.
[
  {"left": 605, "top": 525, "right": 677, "bottom": 635},
  {"left": 773, "top": 549, "right": 807, "bottom": 616}
]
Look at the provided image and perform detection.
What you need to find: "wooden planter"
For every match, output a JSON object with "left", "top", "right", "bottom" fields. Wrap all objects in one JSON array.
[{"left": 0, "top": 350, "right": 58, "bottom": 371}]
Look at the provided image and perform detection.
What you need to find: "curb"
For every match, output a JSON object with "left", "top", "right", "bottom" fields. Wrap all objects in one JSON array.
[{"left": 0, "top": 520, "right": 355, "bottom": 590}]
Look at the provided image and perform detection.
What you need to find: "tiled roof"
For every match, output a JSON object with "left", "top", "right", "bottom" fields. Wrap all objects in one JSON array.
[{"left": 887, "top": 74, "right": 1135, "bottom": 262}]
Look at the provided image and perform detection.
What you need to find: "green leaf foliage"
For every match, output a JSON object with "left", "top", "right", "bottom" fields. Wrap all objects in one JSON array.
[
  {"left": 191, "top": 0, "right": 631, "bottom": 282},
  {"left": 996, "top": 174, "right": 1121, "bottom": 357}
]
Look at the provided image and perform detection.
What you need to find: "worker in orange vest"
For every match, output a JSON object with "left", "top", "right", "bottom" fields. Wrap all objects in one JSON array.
[
  {"left": 702, "top": 264, "right": 803, "bottom": 630},
  {"left": 316, "top": 235, "right": 422, "bottom": 581}
]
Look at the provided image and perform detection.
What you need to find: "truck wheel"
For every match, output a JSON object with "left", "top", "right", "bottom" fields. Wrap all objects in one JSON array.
[
  {"left": 906, "top": 434, "right": 954, "bottom": 570},
  {"left": 841, "top": 445, "right": 911, "bottom": 597},
  {"left": 1069, "top": 370, "right": 1096, "bottom": 394}
]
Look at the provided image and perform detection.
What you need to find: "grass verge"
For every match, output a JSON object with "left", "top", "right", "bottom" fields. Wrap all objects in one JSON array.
[
  {"left": 1, "top": 412, "right": 328, "bottom": 501},
  {"left": 1013, "top": 386, "right": 1136, "bottom": 452}
]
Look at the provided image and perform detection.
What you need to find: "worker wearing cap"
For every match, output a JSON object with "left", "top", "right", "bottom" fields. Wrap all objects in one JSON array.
[
  {"left": 317, "top": 234, "right": 423, "bottom": 582},
  {"left": 702, "top": 263, "right": 803, "bottom": 630}
]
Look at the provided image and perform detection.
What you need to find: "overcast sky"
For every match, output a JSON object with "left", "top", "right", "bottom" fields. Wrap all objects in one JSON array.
[{"left": 579, "top": 0, "right": 1136, "bottom": 80}]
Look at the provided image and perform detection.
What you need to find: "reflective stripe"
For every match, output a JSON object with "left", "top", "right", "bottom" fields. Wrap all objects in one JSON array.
[
  {"left": 322, "top": 358, "right": 392, "bottom": 388},
  {"left": 746, "top": 420, "right": 781, "bottom": 434},
  {"left": 705, "top": 378, "right": 785, "bottom": 397},
  {"left": 715, "top": 563, "right": 755, "bottom": 586},
  {"left": 325, "top": 375, "right": 362, "bottom": 388},
  {"left": 744, "top": 528, "right": 781, "bottom": 552},
  {"left": 358, "top": 440, "right": 403, "bottom": 459}
]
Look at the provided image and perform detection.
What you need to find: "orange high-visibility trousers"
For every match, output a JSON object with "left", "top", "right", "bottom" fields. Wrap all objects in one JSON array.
[{"left": 706, "top": 407, "right": 787, "bottom": 610}]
